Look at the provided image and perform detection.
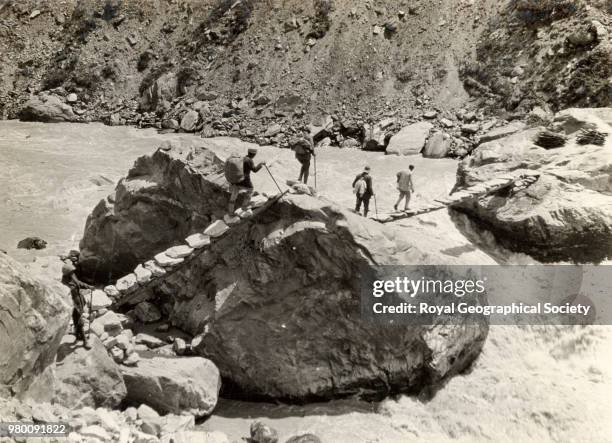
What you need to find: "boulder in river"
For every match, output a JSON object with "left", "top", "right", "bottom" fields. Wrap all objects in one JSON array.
[
  {"left": 121, "top": 356, "right": 221, "bottom": 417},
  {"left": 0, "top": 253, "right": 70, "bottom": 397},
  {"left": 18, "top": 93, "right": 79, "bottom": 123},
  {"left": 386, "top": 122, "right": 433, "bottom": 155},
  {"left": 82, "top": 145, "right": 488, "bottom": 401},
  {"left": 17, "top": 236, "right": 47, "bottom": 250},
  {"left": 422, "top": 131, "right": 451, "bottom": 158}
]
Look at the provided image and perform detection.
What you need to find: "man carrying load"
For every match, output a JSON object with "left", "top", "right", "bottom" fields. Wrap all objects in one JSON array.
[
  {"left": 292, "top": 137, "right": 315, "bottom": 184},
  {"left": 225, "top": 147, "right": 266, "bottom": 214},
  {"left": 352, "top": 166, "right": 375, "bottom": 217}
]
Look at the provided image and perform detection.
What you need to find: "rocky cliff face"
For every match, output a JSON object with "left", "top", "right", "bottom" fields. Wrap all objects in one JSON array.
[
  {"left": 2, "top": 0, "right": 503, "bottom": 143},
  {"left": 453, "top": 108, "right": 612, "bottom": 262},
  {"left": 0, "top": 252, "right": 70, "bottom": 397},
  {"left": 464, "top": 1, "right": 610, "bottom": 113},
  {"left": 81, "top": 143, "right": 488, "bottom": 400}
]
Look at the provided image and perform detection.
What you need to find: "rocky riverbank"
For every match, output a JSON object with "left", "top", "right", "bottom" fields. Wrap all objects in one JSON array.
[
  {"left": 453, "top": 107, "right": 612, "bottom": 262},
  {"left": 1, "top": 120, "right": 611, "bottom": 442}
]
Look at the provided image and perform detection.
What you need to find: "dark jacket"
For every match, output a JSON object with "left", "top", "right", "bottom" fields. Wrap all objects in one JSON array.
[
  {"left": 62, "top": 265, "right": 91, "bottom": 311},
  {"left": 352, "top": 173, "right": 373, "bottom": 197},
  {"left": 241, "top": 156, "right": 263, "bottom": 188}
]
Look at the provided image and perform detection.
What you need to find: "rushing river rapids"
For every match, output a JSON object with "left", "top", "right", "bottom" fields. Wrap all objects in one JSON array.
[{"left": 1, "top": 121, "right": 611, "bottom": 442}]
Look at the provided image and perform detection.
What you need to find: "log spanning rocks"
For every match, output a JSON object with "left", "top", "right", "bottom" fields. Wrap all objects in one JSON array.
[
  {"left": 371, "top": 173, "right": 540, "bottom": 224},
  {"left": 80, "top": 143, "right": 488, "bottom": 401},
  {"left": 454, "top": 107, "right": 612, "bottom": 262}
]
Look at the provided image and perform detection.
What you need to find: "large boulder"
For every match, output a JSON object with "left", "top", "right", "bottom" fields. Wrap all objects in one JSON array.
[
  {"left": 422, "top": 132, "right": 451, "bottom": 158},
  {"left": 180, "top": 110, "right": 200, "bottom": 132},
  {"left": 0, "top": 253, "right": 70, "bottom": 397},
  {"left": 386, "top": 122, "right": 433, "bottom": 155},
  {"left": 81, "top": 143, "right": 488, "bottom": 401},
  {"left": 18, "top": 93, "right": 78, "bottom": 123},
  {"left": 455, "top": 107, "right": 612, "bottom": 262},
  {"left": 119, "top": 194, "right": 487, "bottom": 400},
  {"left": 140, "top": 72, "right": 179, "bottom": 112},
  {"left": 79, "top": 143, "right": 229, "bottom": 281},
  {"left": 54, "top": 335, "right": 127, "bottom": 409},
  {"left": 121, "top": 356, "right": 221, "bottom": 417}
]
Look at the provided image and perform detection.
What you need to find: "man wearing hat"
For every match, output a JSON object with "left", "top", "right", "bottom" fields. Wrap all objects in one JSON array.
[
  {"left": 352, "top": 166, "right": 375, "bottom": 217},
  {"left": 292, "top": 136, "right": 315, "bottom": 184},
  {"left": 61, "top": 250, "right": 94, "bottom": 349},
  {"left": 228, "top": 147, "right": 266, "bottom": 213}
]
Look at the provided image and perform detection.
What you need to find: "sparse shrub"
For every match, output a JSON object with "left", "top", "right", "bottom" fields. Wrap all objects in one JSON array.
[
  {"left": 139, "top": 63, "right": 173, "bottom": 95},
  {"left": 231, "top": 0, "right": 255, "bottom": 35},
  {"left": 101, "top": 0, "right": 122, "bottom": 21},
  {"left": 72, "top": 62, "right": 103, "bottom": 88},
  {"left": 308, "top": 0, "right": 334, "bottom": 39},
  {"left": 514, "top": 0, "right": 578, "bottom": 22},
  {"left": 177, "top": 65, "right": 198, "bottom": 94},
  {"left": 137, "top": 50, "right": 154, "bottom": 72},
  {"left": 101, "top": 61, "right": 120, "bottom": 81},
  {"left": 396, "top": 70, "right": 413, "bottom": 83},
  {"left": 201, "top": 0, "right": 256, "bottom": 37},
  {"left": 42, "top": 53, "right": 78, "bottom": 90}
]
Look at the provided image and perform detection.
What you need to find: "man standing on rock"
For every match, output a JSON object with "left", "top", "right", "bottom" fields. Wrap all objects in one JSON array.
[
  {"left": 293, "top": 137, "right": 315, "bottom": 184},
  {"left": 394, "top": 165, "right": 415, "bottom": 211},
  {"left": 61, "top": 251, "right": 93, "bottom": 349},
  {"left": 227, "top": 147, "right": 266, "bottom": 214},
  {"left": 352, "top": 166, "right": 375, "bottom": 217}
]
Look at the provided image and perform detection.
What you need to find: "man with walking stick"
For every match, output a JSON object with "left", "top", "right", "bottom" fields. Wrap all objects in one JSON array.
[
  {"left": 225, "top": 147, "right": 267, "bottom": 214},
  {"left": 352, "top": 166, "right": 375, "bottom": 217},
  {"left": 61, "top": 250, "right": 93, "bottom": 349}
]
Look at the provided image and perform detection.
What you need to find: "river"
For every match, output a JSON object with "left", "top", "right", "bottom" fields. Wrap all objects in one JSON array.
[{"left": 1, "top": 121, "right": 610, "bottom": 442}]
